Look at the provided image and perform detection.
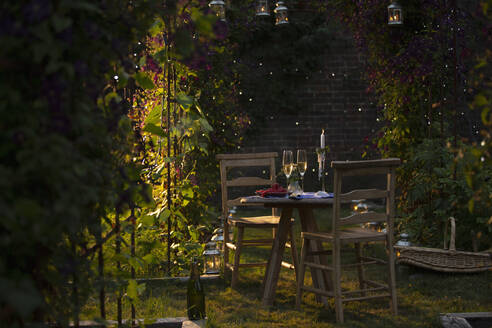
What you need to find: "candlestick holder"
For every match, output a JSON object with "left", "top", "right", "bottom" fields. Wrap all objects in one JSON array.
[{"left": 315, "top": 146, "right": 330, "bottom": 197}]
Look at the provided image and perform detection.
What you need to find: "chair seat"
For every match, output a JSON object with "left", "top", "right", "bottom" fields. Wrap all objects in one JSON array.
[
  {"left": 229, "top": 215, "right": 293, "bottom": 227},
  {"left": 302, "top": 227, "right": 387, "bottom": 243}
]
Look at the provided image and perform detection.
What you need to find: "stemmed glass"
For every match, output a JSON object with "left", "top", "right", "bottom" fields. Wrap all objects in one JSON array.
[
  {"left": 297, "top": 149, "right": 307, "bottom": 192},
  {"left": 282, "top": 150, "right": 294, "bottom": 187}
]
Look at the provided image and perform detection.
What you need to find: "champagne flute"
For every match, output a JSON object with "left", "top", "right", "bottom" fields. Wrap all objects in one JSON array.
[
  {"left": 297, "top": 149, "right": 307, "bottom": 192},
  {"left": 282, "top": 150, "right": 294, "bottom": 187}
]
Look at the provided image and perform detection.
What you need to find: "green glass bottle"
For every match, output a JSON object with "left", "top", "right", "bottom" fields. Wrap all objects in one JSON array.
[{"left": 187, "top": 258, "right": 205, "bottom": 320}]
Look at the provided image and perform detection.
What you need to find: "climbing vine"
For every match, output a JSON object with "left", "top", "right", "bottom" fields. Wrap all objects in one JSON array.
[{"left": 333, "top": 0, "right": 491, "bottom": 249}]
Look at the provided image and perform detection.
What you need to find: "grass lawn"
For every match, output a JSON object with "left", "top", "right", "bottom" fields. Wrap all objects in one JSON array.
[{"left": 82, "top": 208, "right": 492, "bottom": 327}]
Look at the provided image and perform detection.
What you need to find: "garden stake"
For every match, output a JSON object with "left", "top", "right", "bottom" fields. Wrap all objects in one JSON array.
[
  {"left": 98, "top": 227, "right": 106, "bottom": 319},
  {"left": 131, "top": 207, "right": 136, "bottom": 327},
  {"left": 115, "top": 212, "right": 122, "bottom": 326}
]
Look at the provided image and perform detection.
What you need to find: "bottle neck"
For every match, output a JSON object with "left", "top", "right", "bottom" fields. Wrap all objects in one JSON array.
[{"left": 190, "top": 261, "right": 200, "bottom": 279}]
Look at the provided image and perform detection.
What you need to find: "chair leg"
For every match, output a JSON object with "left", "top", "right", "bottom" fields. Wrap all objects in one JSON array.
[
  {"left": 333, "top": 239, "right": 344, "bottom": 323},
  {"left": 355, "top": 242, "right": 366, "bottom": 296},
  {"left": 288, "top": 225, "right": 299, "bottom": 281},
  {"left": 223, "top": 220, "right": 230, "bottom": 269},
  {"left": 387, "top": 241, "right": 398, "bottom": 315},
  {"left": 296, "top": 237, "right": 309, "bottom": 309},
  {"left": 231, "top": 225, "right": 244, "bottom": 288}
]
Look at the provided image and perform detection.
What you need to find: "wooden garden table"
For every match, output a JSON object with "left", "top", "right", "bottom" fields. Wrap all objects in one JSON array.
[{"left": 240, "top": 195, "right": 342, "bottom": 307}]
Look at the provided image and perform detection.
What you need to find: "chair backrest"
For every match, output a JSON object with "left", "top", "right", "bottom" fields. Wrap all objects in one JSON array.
[
  {"left": 330, "top": 158, "right": 401, "bottom": 234},
  {"left": 216, "top": 152, "right": 278, "bottom": 218}
]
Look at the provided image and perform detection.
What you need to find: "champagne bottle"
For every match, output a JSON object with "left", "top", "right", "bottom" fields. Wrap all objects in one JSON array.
[{"left": 187, "top": 258, "right": 205, "bottom": 320}]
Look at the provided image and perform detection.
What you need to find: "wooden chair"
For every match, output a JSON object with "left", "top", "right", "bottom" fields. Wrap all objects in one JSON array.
[
  {"left": 296, "top": 158, "right": 400, "bottom": 323},
  {"left": 217, "top": 152, "right": 299, "bottom": 288}
]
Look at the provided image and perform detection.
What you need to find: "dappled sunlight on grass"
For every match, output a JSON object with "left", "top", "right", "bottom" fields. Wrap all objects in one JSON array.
[
  {"left": 82, "top": 206, "right": 491, "bottom": 326},
  {"left": 81, "top": 265, "right": 491, "bottom": 327}
]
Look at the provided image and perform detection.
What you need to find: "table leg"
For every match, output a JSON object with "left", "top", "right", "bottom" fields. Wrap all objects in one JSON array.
[
  {"left": 261, "top": 207, "right": 293, "bottom": 307},
  {"left": 299, "top": 208, "right": 333, "bottom": 305}
]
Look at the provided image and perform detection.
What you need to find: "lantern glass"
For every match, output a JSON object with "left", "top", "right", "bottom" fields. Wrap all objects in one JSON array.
[
  {"left": 209, "top": 0, "right": 226, "bottom": 21},
  {"left": 395, "top": 233, "right": 411, "bottom": 247},
  {"left": 203, "top": 242, "right": 221, "bottom": 274},
  {"left": 256, "top": 0, "right": 270, "bottom": 16},
  {"left": 274, "top": 1, "right": 289, "bottom": 25},
  {"left": 388, "top": 2, "right": 403, "bottom": 25}
]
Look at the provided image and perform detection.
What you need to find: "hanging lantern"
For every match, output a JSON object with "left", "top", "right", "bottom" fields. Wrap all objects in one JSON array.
[
  {"left": 274, "top": 1, "right": 289, "bottom": 25},
  {"left": 387, "top": 1, "right": 403, "bottom": 25},
  {"left": 209, "top": 0, "right": 226, "bottom": 21},
  {"left": 256, "top": 0, "right": 270, "bottom": 16},
  {"left": 203, "top": 242, "right": 221, "bottom": 274}
]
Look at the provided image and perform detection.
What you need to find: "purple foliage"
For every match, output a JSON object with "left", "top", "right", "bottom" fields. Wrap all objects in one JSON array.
[
  {"left": 24, "top": 0, "right": 52, "bottom": 24},
  {"left": 213, "top": 20, "right": 228, "bottom": 41},
  {"left": 84, "top": 21, "right": 102, "bottom": 40},
  {"left": 74, "top": 60, "right": 89, "bottom": 77},
  {"left": 145, "top": 55, "right": 162, "bottom": 74}
]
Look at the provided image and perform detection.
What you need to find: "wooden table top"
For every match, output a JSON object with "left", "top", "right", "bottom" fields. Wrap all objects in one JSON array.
[{"left": 240, "top": 195, "right": 336, "bottom": 208}]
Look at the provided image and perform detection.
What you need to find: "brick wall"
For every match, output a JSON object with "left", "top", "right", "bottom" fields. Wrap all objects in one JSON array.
[{"left": 240, "top": 29, "right": 381, "bottom": 190}]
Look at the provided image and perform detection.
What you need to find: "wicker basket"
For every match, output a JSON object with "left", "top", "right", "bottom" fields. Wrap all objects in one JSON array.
[{"left": 394, "top": 217, "right": 492, "bottom": 273}]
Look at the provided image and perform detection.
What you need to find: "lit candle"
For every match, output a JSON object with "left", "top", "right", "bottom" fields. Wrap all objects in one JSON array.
[{"left": 320, "top": 129, "right": 325, "bottom": 149}]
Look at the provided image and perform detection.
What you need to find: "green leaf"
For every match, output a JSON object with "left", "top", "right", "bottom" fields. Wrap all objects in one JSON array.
[
  {"left": 194, "top": 15, "right": 215, "bottom": 38},
  {"left": 474, "top": 94, "right": 488, "bottom": 107},
  {"left": 51, "top": 14, "right": 72, "bottom": 32},
  {"left": 140, "top": 215, "right": 154, "bottom": 226},
  {"left": 62, "top": 2, "right": 103, "bottom": 14},
  {"left": 465, "top": 172, "right": 473, "bottom": 188},
  {"left": 173, "top": 210, "right": 186, "bottom": 222},
  {"left": 175, "top": 28, "right": 194, "bottom": 58},
  {"left": 481, "top": 106, "right": 490, "bottom": 125},
  {"left": 118, "top": 116, "right": 132, "bottom": 133},
  {"left": 127, "top": 279, "right": 138, "bottom": 301},
  {"left": 143, "top": 254, "right": 156, "bottom": 265},
  {"left": 199, "top": 118, "right": 213, "bottom": 132},
  {"left": 135, "top": 71, "right": 155, "bottom": 90},
  {"left": 104, "top": 92, "right": 122, "bottom": 106},
  {"left": 154, "top": 48, "right": 167, "bottom": 64},
  {"left": 143, "top": 123, "right": 167, "bottom": 138},
  {"left": 144, "top": 104, "right": 162, "bottom": 126},
  {"left": 468, "top": 198, "right": 474, "bottom": 214},
  {"left": 149, "top": 18, "right": 165, "bottom": 37},
  {"left": 159, "top": 208, "right": 171, "bottom": 221},
  {"left": 176, "top": 93, "right": 194, "bottom": 110}
]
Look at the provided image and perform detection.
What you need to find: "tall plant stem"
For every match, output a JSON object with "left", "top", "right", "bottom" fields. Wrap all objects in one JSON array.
[
  {"left": 131, "top": 207, "right": 136, "bottom": 327},
  {"left": 98, "top": 226, "right": 105, "bottom": 319},
  {"left": 72, "top": 242, "right": 79, "bottom": 328},
  {"left": 115, "top": 212, "right": 122, "bottom": 326},
  {"left": 166, "top": 52, "right": 173, "bottom": 275}
]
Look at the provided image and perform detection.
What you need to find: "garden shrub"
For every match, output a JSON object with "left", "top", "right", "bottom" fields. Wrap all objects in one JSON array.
[
  {"left": 0, "top": 0, "right": 159, "bottom": 325},
  {"left": 333, "top": 0, "right": 491, "bottom": 249}
]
